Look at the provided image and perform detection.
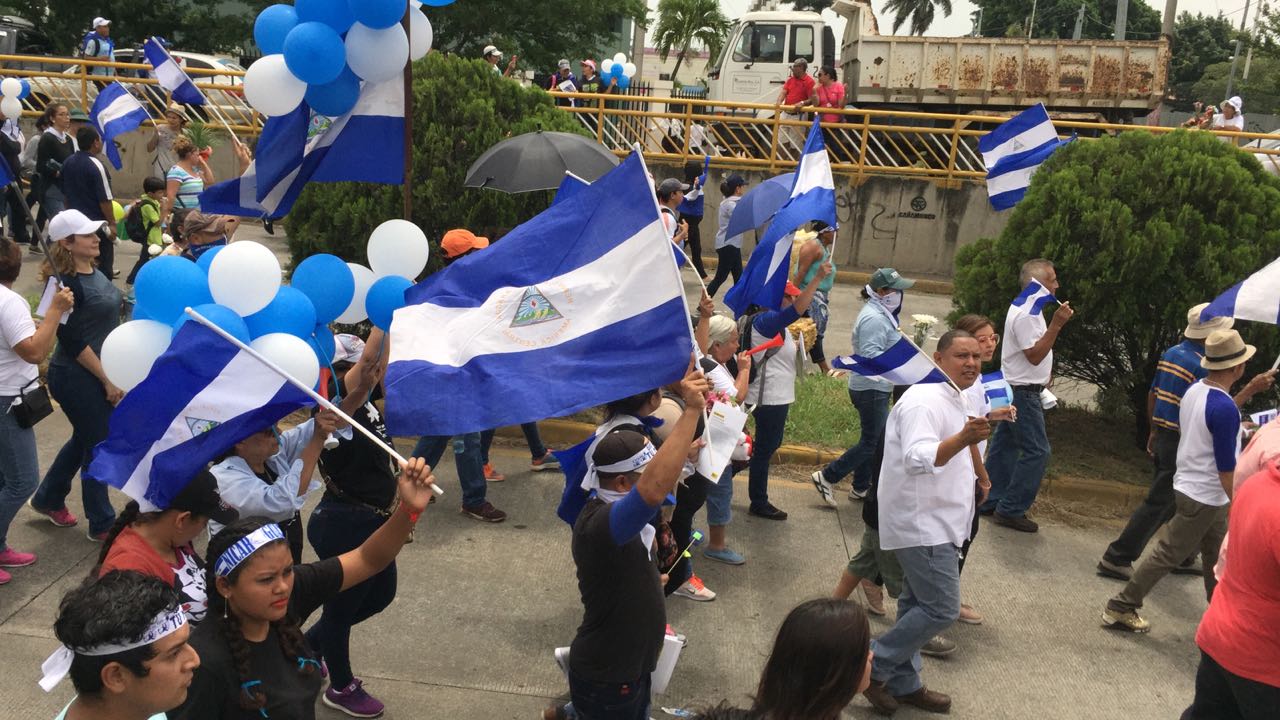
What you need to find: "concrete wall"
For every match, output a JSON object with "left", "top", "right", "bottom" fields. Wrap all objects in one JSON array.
[{"left": 651, "top": 160, "right": 1010, "bottom": 280}]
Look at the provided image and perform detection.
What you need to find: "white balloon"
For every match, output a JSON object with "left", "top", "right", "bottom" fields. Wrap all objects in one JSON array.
[
  {"left": 0, "top": 97, "right": 21, "bottom": 120},
  {"left": 408, "top": 9, "right": 433, "bottom": 61},
  {"left": 0, "top": 78, "right": 20, "bottom": 97},
  {"left": 336, "top": 263, "right": 377, "bottom": 324},
  {"left": 622, "top": 62, "right": 637, "bottom": 78},
  {"left": 367, "top": 219, "right": 429, "bottom": 279},
  {"left": 243, "top": 54, "right": 306, "bottom": 117},
  {"left": 208, "top": 241, "right": 283, "bottom": 315},
  {"left": 600, "top": 59, "right": 614, "bottom": 76},
  {"left": 613, "top": 52, "right": 627, "bottom": 64},
  {"left": 251, "top": 333, "right": 319, "bottom": 390},
  {"left": 100, "top": 320, "right": 174, "bottom": 391},
  {"left": 346, "top": 23, "right": 409, "bottom": 83}
]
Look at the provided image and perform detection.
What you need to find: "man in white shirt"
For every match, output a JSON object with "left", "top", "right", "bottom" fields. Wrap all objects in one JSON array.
[
  {"left": 656, "top": 178, "right": 689, "bottom": 248},
  {"left": 862, "top": 330, "right": 991, "bottom": 716},
  {"left": 980, "top": 258, "right": 1074, "bottom": 532}
]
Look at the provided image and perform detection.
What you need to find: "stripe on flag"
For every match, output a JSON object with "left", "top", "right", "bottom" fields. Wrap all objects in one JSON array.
[
  {"left": 978, "top": 103, "right": 1058, "bottom": 168},
  {"left": 832, "top": 336, "right": 948, "bottom": 386},
  {"left": 1201, "top": 256, "right": 1280, "bottom": 325},
  {"left": 1010, "top": 278, "right": 1059, "bottom": 316},
  {"left": 90, "top": 82, "right": 150, "bottom": 169},
  {"left": 144, "top": 37, "right": 205, "bottom": 106}
]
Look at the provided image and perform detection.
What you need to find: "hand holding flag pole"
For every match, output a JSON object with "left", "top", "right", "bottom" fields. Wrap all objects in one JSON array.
[{"left": 184, "top": 307, "right": 444, "bottom": 496}]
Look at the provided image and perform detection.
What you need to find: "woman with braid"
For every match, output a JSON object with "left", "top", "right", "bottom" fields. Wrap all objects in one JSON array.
[{"left": 170, "top": 457, "right": 436, "bottom": 720}]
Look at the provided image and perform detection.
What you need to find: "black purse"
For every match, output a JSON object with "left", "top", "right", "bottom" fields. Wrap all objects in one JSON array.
[{"left": 11, "top": 377, "right": 53, "bottom": 428}]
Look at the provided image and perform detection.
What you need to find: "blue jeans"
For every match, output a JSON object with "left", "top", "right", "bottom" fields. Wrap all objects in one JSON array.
[
  {"left": 871, "top": 544, "right": 961, "bottom": 696},
  {"left": 413, "top": 432, "right": 486, "bottom": 508},
  {"left": 568, "top": 669, "right": 650, "bottom": 720},
  {"left": 981, "top": 386, "right": 1050, "bottom": 517},
  {"left": 823, "top": 389, "right": 891, "bottom": 492},
  {"left": 32, "top": 363, "right": 116, "bottom": 534},
  {"left": 305, "top": 499, "right": 397, "bottom": 689},
  {"left": 480, "top": 422, "right": 547, "bottom": 464},
  {"left": 0, "top": 398, "right": 40, "bottom": 550},
  {"left": 748, "top": 404, "right": 789, "bottom": 509},
  {"left": 41, "top": 185, "right": 66, "bottom": 217}
]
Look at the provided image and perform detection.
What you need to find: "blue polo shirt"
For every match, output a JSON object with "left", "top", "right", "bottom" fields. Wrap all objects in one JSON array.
[
  {"left": 60, "top": 151, "right": 112, "bottom": 221},
  {"left": 1151, "top": 339, "right": 1208, "bottom": 432}
]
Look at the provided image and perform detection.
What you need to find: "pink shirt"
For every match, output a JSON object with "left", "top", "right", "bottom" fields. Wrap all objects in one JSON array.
[{"left": 815, "top": 81, "right": 846, "bottom": 123}]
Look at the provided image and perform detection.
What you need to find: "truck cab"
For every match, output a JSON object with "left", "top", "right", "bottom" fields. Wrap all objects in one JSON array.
[{"left": 707, "top": 11, "right": 835, "bottom": 109}]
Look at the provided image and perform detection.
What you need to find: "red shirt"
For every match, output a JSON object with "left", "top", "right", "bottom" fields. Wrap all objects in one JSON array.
[
  {"left": 782, "top": 74, "right": 815, "bottom": 106},
  {"left": 1197, "top": 461, "right": 1280, "bottom": 687}
]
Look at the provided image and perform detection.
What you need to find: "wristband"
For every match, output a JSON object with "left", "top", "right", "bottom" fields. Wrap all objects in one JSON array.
[{"left": 402, "top": 504, "right": 420, "bottom": 524}]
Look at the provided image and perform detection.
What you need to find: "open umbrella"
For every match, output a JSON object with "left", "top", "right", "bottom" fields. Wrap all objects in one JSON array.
[
  {"left": 464, "top": 131, "right": 620, "bottom": 193},
  {"left": 725, "top": 172, "right": 795, "bottom": 239}
]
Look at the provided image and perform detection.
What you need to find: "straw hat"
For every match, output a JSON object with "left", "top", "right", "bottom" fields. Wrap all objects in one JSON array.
[
  {"left": 1200, "top": 329, "right": 1255, "bottom": 371},
  {"left": 1184, "top": 303, "right": 1233, "bottom": 340},
  {"left": 164, "top": 103, "right": 189, "bottom": 123}
]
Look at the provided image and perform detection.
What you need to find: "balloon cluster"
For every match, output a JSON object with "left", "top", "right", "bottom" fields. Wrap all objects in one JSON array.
[
  {"left": 599, "top": 53, "right": 637, "bottom": 91},
  {"left": 99, "top": 219, "right": 431, "bottom": 393},
  {"left": 0, "top": 77, "right": 32, "bottom": 121},
  {"left": 246, "top": 0, "right": 441, "bottom": 118}
]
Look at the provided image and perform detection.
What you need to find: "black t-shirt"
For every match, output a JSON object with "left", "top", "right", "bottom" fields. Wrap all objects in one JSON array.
[
  {"left": 569, "top": 498, "right": 666, "bottom": 683},
  {"left": 319, "top": 400, "right": 397, "bottom": 509},
  {"left": 172, "top": 557, "right": 344, "bottom": 720}
]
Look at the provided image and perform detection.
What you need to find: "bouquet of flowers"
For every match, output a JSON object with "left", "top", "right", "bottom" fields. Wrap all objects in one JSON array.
[
  {"left": 911, "top": 313, "right": 938, "bottom": 348},
  {"left": 705, "top": 389, "right": 731, "bottom": 413}
]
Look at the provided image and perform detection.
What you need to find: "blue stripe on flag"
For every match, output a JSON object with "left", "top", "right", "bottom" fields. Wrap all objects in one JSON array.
[
  {"left": 552, "top": 173, "right": 590, "bottom": 206},
  {"left": 986, "top": 138, "right": 1070, "bottom": 211},
  {"left": 832, "top": 336, "right": 948, "bottom": 386},
  {"left": 1011, "top": 279, "right": 1058, "bottom": 314},
  {"left": 1200, "top": 256, "right": 1280, "bottom": 325},
  {"left": 91, "top": 82, "right": 150, "bottom": 170},
  {"left": 977, "top": 103, "right": 1054, "bottom": 158},
  {"left": 144, "top": 38, "right": 205, "bottom": 106}
]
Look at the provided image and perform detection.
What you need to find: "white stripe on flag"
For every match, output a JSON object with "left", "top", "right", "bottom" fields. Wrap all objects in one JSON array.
[
  {"left": 792, "top": 147, "right": 835, "bottom": 197},
  {"left": 97, "top": 92, "right": 145, "bottom": 126},
  {"left": 890, "top": 353, "right": 943, "bottom": 384},
  {"left": 153, "top": 58, "right": 188, "bottom": 93},
  {"left": 391, "top": 218, "right": 682, "bottom": 367},
  {"left": 1235, "top": 260, "right": 1280, "bottom": 323},
  {"left": 987, "top": 163, "right": 1042, "bottom": 197},
  {"left": 120, "top": 351, "right": 291, "bottom": 510}
]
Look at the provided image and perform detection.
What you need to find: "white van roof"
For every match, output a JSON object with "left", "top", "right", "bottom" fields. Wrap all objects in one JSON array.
[{"left": 737, "top": 10, "right": 824, "bottom": 23}]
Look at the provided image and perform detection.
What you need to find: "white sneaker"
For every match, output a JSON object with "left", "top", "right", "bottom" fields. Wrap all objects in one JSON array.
[
  {"left": 672, "top": 575, "right": 716, "bottom": 602},
  {"left": 810, "top": 470, "right": 838, "bottom": 508},
  {"left": 553, "top": 646, "right": 569, "bottom": 677}
]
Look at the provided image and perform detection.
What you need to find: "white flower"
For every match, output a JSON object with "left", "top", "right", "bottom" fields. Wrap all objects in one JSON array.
[{"left": 911, "top": 314, "right": 938, "bottom": 326}]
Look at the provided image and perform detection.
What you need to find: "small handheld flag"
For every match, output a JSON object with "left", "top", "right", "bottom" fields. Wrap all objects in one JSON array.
[
  {"left": 982, "top": 371, "right": 1012, "bottom": 409},
  {"left": 1010, "top": 279, "right": 1058, "bottom": 316},
  {"left": 832, "top": 335, "right": 950, "bottom": 387},
  {"left": 90, "top": 82, "right": 150, "bottom": 170}
]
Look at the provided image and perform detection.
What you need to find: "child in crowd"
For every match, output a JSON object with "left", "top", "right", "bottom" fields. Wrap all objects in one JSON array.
[{"left": 125, "top": 177, "right": 168, "bottom": 295}]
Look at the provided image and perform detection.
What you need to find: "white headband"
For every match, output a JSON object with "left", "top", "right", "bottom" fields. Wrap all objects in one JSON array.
[
  {"left": 39, "top": 608, "right": 187, "bottom": 692},
  {"left": 596, "top": 442, "right": 657, "bottom": 474},
  {"left": 214, "top": 523, "right": 285, "bottom": 577}
]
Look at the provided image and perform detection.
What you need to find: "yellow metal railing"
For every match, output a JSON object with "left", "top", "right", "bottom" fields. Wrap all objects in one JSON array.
[
  {"left": 0, "top": 54, "right": 258, "bottom": 134},
  {"left": 550, "top": 90, "right": 1280, "bottom": 184}
]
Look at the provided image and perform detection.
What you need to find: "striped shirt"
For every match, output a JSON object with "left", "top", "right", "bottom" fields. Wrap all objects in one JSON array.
[
  {"left": 1151, "top": 339, "right": 1208, "bottom": 432},
  {"left": 167, "top": 164, "right": 204, "bottom": 210}
]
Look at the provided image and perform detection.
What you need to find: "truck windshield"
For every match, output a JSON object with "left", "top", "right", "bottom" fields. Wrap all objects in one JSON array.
[{"left": 732, "top": 24, "right": 785, "bottom": 64}]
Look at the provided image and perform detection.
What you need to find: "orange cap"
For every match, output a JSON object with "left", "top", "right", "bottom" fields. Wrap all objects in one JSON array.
[{"left": 441, "top": 229, "right": 490, "bottom": 259}]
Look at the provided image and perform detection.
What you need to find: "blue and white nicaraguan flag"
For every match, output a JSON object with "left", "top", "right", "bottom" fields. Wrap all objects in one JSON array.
[
  {"left": 832, "top": 336, "right": 948, "bottom": 386},
  {"left": 724, "top": 118, "right": 835, "bottom": 316},
  {"left": 384, "top": 154, "right": 692, "bottom": 437},
  {"left": 1201, "top": 256, "right": 1280, "bottom": 325},
  {"left": 1010, "top": 278, "right": 1058, "bottom": 316},
  {"left": 982, "top": 370, "right": 1013, "bottom": 409},
  {"left": 979, "top": 103, "right": 1071, "bottom": 210},
  {"left": 89, "top": 323, "right": 313, "bottom": 512},
  {"left": 200, "top": 79, "right": 404, "bottom": 218},
  {"left": 143, "top": 37, "right": 206, "bottom": 106},
  {"left": 90, "top": 82, "right": 150, "bottom": 170}
]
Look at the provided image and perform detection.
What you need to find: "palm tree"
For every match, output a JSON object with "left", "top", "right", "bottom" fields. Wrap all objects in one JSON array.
[
  {"left": 653, "top": 0, "right": 732, "bottom": 87},
  {"left": 882, "top": 0, "right": 953, "bottom": 36}
]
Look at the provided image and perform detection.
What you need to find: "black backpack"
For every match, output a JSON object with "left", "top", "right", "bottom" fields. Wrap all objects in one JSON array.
[
  {"left": 124, "top": 199, "right": 156, "bottom": 244},
  {"left": 736, "top": 309, "right": 780, "bottom": 385}
]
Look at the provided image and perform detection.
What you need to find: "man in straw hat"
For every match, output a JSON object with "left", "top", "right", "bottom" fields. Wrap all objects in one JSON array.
[
  {"left": 1098, "top": 304, "right": 1274, "bottom": 581},
  {"left": 1102, "top": 328, "right": 1258, "bottom": 633}
]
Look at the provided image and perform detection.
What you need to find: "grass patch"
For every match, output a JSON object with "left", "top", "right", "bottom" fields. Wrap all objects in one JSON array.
[
  {"left": 1045, "top": 406, "right": 1151, "bottom": 487},
  {"left": 784, "top": 373, "right": 861, "bottom": 451}
]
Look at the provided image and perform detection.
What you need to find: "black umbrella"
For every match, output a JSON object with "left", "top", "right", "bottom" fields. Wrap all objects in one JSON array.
[{"left": 464, "top": 131, "right": 620, "bottom": 193}]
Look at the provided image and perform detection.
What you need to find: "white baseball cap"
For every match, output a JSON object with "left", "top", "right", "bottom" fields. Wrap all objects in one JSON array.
[
  {"left": 92, "top": 17, "right": 111, "bottom": 28},
  {"left": 48, "top": 209, "right": 106, "bottom": 242},
  {"left": 483, "top": 45, "right": 502, "bottom": 59}
]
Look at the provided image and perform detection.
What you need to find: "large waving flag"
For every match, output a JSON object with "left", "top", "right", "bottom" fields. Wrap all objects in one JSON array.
[
  {"left": 1011, "top": 278, "right": 1058, "bottom": 316},
  {"left": 1201, "top": 256, "right": 1280, "bottom": 325},
  {"left": 980, "top": 103, "right": 1071, "bottom": 210},
  {"left": 90, "top": 82, "right": 150, "bottom": 170},
  {"left": 832, "top": 335, "right": 948, "bottom": 386},
  {"left": 384, "top": 154, "right": 691, "bottom": 437},
  {"left": 200, "top": 79, "right": 404, "bottom": 218},
  {"left": 89, "top": 323, "right": 314, "bottom": 512},
  {"left": 143, "top": 37, "right": 205, "bottom": 106},
  {"left": 724, "top": 118, "right": 835, "bottom": 316}
]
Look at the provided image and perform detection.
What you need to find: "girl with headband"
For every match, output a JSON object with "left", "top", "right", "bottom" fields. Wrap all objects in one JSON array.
[{"left": 170, "top": 457, "right": 436, "bottom": 720}]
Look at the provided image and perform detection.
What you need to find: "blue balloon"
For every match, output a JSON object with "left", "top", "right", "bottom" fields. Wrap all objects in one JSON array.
[
  {"left": 196, "top": 244, "right": 224, "bottom": 273},
  {"left": 617, "top": 74, "right": 631, "bottom": 90},
  {"left": 291, "top": 253, "right": 355, "bottom": 323},
  {"left": 283, "top": 22, "right": 347, "bottom": 85},
  {"left": 303, "top": 66, "right": 361, "bottom": 118},
  {"left": 135, "top": 256, "right": 213, "bottom": 325},
  {"left": 348, "top": 0, "right": 404, "bottom": 30},
  {"left": 173, "top": 303, "right": 251, "bottom": 344},
  {"left": 244, "top": 286, "right": 317, "bottom": 339},
  {"left": 254, "top": 4, "right": 299, "bottom": 55},
  {"left": 366, "top": 276, "right": 412, "bottom": 331},
  {"left": 419, "top": 0, "right": 456, "bottom": 5},
  {"left": 311, "top": 324, "right": 336, "bottom": 365},
  {"left": 296, "top": 0, "right": 355, "bottom": 34},
  {"left": 18, "top": 78, "right": 30, "bottom": 100}
]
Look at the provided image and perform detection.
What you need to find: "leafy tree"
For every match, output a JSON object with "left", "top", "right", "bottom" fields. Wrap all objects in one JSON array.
[
  {"left": 1169, "top": 13, "right": 1239, "bottom": 111},
  {"left": 789, "top": 0, "right": 833, "bottom": 11},
  {"left": 1189, "top": 57, "right": 1280, "bottom": 118},
  {"left": 971, "top": 0, "right": 1159, "bottom": 40},
  {"left": 882, "top": 0, "right": 953, "bottom": 36},
  {"left": 952, "top": 130, "right": 1280, "bottom": 443},
  {"left": 284, "top": 53, "right": 589, "bottom": 272},
  {"left": 653, "top": 0, "right": 731, "bottom": 88}
]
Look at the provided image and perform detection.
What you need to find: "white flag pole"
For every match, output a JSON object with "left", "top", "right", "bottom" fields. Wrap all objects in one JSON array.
[
  {"left": 1270, "top": 352, "right": 1280, "bottom": 372},
  {"left": 184, "top": 307, "right": 443, "bottom": 496}
]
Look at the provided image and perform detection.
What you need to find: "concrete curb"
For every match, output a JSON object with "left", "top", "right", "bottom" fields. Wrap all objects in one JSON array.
[
  {"left": 498, "top": 419, "right": 1149, "bottom": 509},
  {"left": 697, "top": 256, "right": 955, "bottom": 296}
]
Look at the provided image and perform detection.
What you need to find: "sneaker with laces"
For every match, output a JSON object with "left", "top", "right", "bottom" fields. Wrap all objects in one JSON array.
[
  {"left": 483, "top": 463, "right": 506, "bottom": 482},
  {"left": 322, "top": 679, "right": 385, "bottom": 718},
  {"left": 673, "top": 574, "right": 716, "bottom": 602},
  {"left": 1102, "top": 605, "right": 1150, "bottom": 633},
  {"left": 461, "top": 502, "right": 507, "bottom": 523},
  {"left": 531, "top": 451, "right": 561, "bottom": 472},
  {"left": 0, "top": 548, "right": 36, "bottom": 568},
  {"left": 849, "top": 485, "right": 869, "bottom": 501},
  {"left": 920, "top": 635, "right": 956, "bottom": 658},
  {"left": 809, "top": 470, "right": 838, "bottom": 508},
  {"left": 28, "top": 501, "right": 77, "bottom": 528},
  {"left": 703, "top": 546, "right": 745, "bottom": 565}
]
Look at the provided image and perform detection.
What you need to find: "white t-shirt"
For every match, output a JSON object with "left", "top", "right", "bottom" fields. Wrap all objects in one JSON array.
[
  {"left": 1001, "top": 307, "right": 1051, "bottom": 385},
  {"left": 0, "top": 284, "right": 37, "bottom": 396},
  {"left": 1211, "top": 113, "right": 1244, "bottom": 132},
  {"left": 1174, "top": 381, "right": 1240, "bottom": 507}
]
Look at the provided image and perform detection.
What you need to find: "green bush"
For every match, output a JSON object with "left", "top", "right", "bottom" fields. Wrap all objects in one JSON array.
[
  {"left": 952, "top": 129, "right": 1280, "bottom": 443},
  {"left": 284, "top": 52, "right": 590, "bottom": 273}
]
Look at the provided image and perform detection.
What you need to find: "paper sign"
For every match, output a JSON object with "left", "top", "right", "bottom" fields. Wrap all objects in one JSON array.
[
  {"left": 695, "top": 401, "right": 749, "bottom": 483},
  {"left": 35, "top": 277, "right": 70, "bottom": 325},
  {"left": 1250, "top": 408, "right": 1278, "bottom": 426}
]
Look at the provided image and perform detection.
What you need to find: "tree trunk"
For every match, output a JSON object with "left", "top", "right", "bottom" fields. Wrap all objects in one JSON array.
[{"left": 670, "top": 48, "right": 687, "bottom": 90}]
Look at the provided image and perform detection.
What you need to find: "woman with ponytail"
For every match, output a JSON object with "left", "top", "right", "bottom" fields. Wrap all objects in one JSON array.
[
  {"left": 96, "top": 470, "right": 239, "bottom": 623},
  {"left": 171, "top": 457, "right": 436, "bottom": 720}
]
